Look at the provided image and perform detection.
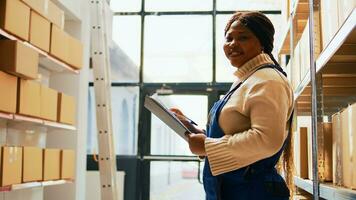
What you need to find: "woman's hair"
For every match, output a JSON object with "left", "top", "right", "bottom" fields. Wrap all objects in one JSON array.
[{"left": 225, "top": 11, "right": 295, "bottom": 198}]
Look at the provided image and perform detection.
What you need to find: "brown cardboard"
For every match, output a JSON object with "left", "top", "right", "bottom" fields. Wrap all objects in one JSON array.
[
  {"left": 321, "top": 123, "right": 333, "bottom": 182},
  {"left": 22, "top": 146, "right": 43, "bottom": 182},
  {"left": 30, "top": 11, "right": 50, "bottom": 52},
  {"left": 0, "top": 40, "right": 39, "bottom": 79},
  {"left": 0, "top": 71, "right": 17, "bottom": 113},
  {"left": 61, "top": 149, "right": 75, "bottom": 180},
  {"left": 320, "top": 0, "right": 340, "bottom": 50},
  {"left": 1, "top": 146, "right": 23, "bottom": 186},
  {"left": 43, "top": 148, "right": 60, "bottom": 181},
  {"left": 299, "top": 127, "right": 308, "bottom": 179},
  {"left": 47, "top": 1, "right": 64, "bottom": 29},
  {"left": 40, "top": 85, "right": 58, "bottom": 121},
  {"left": 17, "top": 79, "right": 41, "bottom": 118},
  {"left": 349, "top": 104, "right": 356, "bottom": 189},
  {"left": 291, "top": 42, "right": 301, "bottom": 89},
  {"left": 57, "top": 93, "right": 76, "bottom": 125},
  {"left": 332, "top": 112, "right": 342, "bottom": 185},
  {"left": 341, "top": 109, "right": 352, "bottom": 188},
  {"left": 50, "top": 24, "right": 69, "bottom": 63},
  {"left": 0, "top": 0, "right": 30, "bottom": 40},
  {"left": 67, "top": 36, "right": 83, "bottom": 69},
  {"left": 21, "top": 0, "right": 48, "bottom": 17}
]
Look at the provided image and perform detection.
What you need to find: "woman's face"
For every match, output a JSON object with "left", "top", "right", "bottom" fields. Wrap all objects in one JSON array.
[{"left": 223, "top": 20, "right": 263, "bottom": 68}]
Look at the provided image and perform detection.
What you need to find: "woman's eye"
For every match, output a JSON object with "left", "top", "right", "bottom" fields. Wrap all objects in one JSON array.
[
  {"left": 238, "top": 36, "right": 249, "bottom": 41},
  {"left": 225, "top": 37, "right": 232, "bottom": 42}
]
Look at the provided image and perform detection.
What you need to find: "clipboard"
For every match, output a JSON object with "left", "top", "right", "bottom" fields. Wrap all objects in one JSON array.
[{"left": 144, "top": 95, "right": 192, "bottom": 141}]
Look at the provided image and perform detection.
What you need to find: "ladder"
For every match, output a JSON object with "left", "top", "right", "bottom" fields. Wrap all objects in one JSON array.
[{"left": 90, "top": 0, "right": 118, "bottom": 200}]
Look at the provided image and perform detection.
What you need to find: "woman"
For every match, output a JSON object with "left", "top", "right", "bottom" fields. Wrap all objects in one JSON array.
[{"left": 171, "top": 11, "right": 294, "bottom": 200}]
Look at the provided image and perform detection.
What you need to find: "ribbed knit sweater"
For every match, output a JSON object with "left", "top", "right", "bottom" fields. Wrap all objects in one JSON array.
[{"left": 205, "top": 53, "right": 294, "bottom": 176}]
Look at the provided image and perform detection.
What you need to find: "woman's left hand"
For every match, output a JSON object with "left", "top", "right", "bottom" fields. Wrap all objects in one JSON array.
[{"left": 187, "top": 133, "right": 207, "bottom": 156}]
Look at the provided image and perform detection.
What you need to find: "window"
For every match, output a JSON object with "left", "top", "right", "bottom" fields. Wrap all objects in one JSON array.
[
  {"left": 145, "top": 0, "right": 212, "bottom": 11},
  {"left": 144, "top": 15, "right": 213, "bottom": 83},
  {"left": 111, "top": 16, "right": 141, "bottom": 82},
  {"left": 217, "top": 0, "right": 282, "bottom": 11},
  {"left": 110, "top": 0, "right": 141, "bottom": 12},
  {"left": 150, "top": 161, "right": 205, "bottom": 200},
  {"left": 150, "top": 94, "right": 208, "bottom": 155},
  {"left": 87, "top": 87, "right": 139, "bottom": 155}
]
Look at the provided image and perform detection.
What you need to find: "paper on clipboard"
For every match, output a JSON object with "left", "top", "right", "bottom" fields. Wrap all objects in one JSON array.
[{"left": 144, "top": 95, "right": 191, "bottom": 141}]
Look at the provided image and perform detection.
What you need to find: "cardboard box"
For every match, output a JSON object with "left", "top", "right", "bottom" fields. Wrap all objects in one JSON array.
[
  {"left": 40, "top": 85, "right": 58, "bottom": 121},
  {"left": 50, "top": 24, "right": 69, "bottom": 63},
  {"left": 67, "top": 36, "right": 83, "bottom": 69},
  {"left": 338, "top": 0, "right": 356, "bottom": 27},
  {"left": 332, "top": 112, "right": 342, "bottom": 186},
  {"left": 61, "top": 149, "right": 75, "bottom": 180},
  {"left": 0, "top": 0, "right": 30, "bottom": 40},
  {"left": 0, "top": 71, "right": 17, "bottom": 113},
  {"left": 349, "top": 104, "right": 356, "bottom": 189},
  {"left": 17, "top": 79, "right": 41, "bottom": 118},
  {"left": 22, "top": 146, "right": 43, "bottom": 182},
  {"left": 21, "top": 0, "right": 48, "bottom": 17},
  {"left": 340, "top": 109, "right": 352, "bottom": 188},
  {"left": 320, "top": 0, "right": 340, "bottom": 50},
  {"left": 57, "top": 93, "right": 76, "bottom": 125},
  {"left": 30, "top": 11, "right": 50, "bottom": 52},
  {"left": 291, "top": 42, "right": 301, "bottom": 89},
  {"left": 1, "top": 146, "right": 23, "bottom": 186},
  {"left": 0, "top": 40, "right": 38, "bottom": 79},
  {"left": 320, "top": 122, "right": 333, "bottom": 182},
  {"left": 299, "top": 127, "right": 308, "bottom": 179},
  {"left": 43, "top": 148, "right": 60, "bottom": 181},
  {"left": 47, "top": 1, "right": 64, "bottom": 29}
]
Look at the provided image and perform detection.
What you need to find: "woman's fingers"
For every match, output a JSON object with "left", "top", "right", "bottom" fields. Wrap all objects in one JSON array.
[{"left": 169, "top": 108, "right": 184, "bottom": 115}]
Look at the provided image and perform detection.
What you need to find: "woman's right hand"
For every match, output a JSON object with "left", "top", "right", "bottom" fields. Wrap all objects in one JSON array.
[{"left": 169, "top": 108, "right": 204, "bottom": 134}]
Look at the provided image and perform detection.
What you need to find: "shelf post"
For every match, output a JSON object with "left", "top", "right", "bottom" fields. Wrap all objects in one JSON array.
[{"left": 308, "top": 0, "right": 321, "bottom": 199}]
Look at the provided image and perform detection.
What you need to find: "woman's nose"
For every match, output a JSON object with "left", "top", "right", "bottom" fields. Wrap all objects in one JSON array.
[{"left": 228, "top": 39, "right": 238, "bottom": 48}]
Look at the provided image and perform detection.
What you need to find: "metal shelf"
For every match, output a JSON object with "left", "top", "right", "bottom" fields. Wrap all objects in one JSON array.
[
  {"left": 295, "top": 177, "right": 356, "bottom": 200},
  {"left": 0, "top": 111, "right": 76, "bottom": 131},
  {"left": 278, "top": 0, "right": 309, "bottom": 55},
  {"left": 316, "top": 10, "right": 356, "bottom": 73},
  {"left": 0, "top": 180, "right": 73, "bottom": 193},
  {"left": 293, "top": 9, "right": 356, "bottom": 103},
  {"left": 0, "top": 28, "right": 79, "bottom": 74}
]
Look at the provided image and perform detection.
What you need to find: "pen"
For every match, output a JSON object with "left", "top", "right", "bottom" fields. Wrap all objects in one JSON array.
[{"left": 183, "top": 115, "right": 198, "bottom": 126}]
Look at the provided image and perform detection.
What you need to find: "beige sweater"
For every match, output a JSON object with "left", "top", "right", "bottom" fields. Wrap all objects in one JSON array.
[{"left": 205, "top": 53, "right": 294, "bottom": 176}]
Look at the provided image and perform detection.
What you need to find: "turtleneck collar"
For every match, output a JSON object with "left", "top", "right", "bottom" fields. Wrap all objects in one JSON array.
[{"left": 233, "top": 53, "right": 274, "bottom": 79}]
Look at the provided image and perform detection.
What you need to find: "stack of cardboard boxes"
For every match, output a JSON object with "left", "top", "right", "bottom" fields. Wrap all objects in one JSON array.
[
  {"left": 0, "top": 147, "right": 75, "bottom": 186},
  {"left": 0, "top": 0, "right": 83, "bottom": 70},
  {"left": 332, "top": 104, "right": 356, "bottom": 189},
  {"left": 0, "top": 0, "right": 80, "bottom": 188}
]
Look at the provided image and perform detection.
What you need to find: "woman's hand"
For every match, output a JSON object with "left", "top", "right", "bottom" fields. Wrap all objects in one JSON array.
[
  {"left": 169, "top": 108, "right": 204, "bottom": 133},
  {"left": 187, "top": 133, "right": 207, "bottom": 156}
]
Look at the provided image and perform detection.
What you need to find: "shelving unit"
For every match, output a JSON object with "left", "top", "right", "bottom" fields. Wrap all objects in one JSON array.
[
  {"left": 295, "top": 177, "right": 356, "bottom": 200},
  {"left": 0, "top": 1, "right": 89, "bottom": 200},
  {"left": 294, "top": 9, "right": 356, "bottom": 115},
  {"left": 0, "top": 28, "right": 79, "bottom": 74},
  {"left": 279, "top": 1, "right": 356, "bottom": 199},
  {"left": 0, "top": 180, "right": 73, "bottom": 193},
  {"left": 0, "top": 111, "right": 76, "bottom": 131},
  {"left": 278, "top": 0, "right": 309, "bottom": 55}
]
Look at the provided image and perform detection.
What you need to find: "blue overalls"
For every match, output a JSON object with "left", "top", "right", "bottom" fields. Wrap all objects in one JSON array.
[{"left": 203, "top": 65, "right": 290, "bottom": 200}]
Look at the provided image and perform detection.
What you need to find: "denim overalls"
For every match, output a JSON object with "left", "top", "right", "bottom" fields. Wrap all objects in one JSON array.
[{"left": 203, "top": 64, "right": 290, "bottom": 200}]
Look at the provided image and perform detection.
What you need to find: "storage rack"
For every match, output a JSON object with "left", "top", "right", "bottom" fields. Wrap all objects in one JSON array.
[
  {"left": 278, "top": 0, "right": 356, "bottom": 199},
  {"left": 0, "top": 1, "right": 86, "bottom": 199}
]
